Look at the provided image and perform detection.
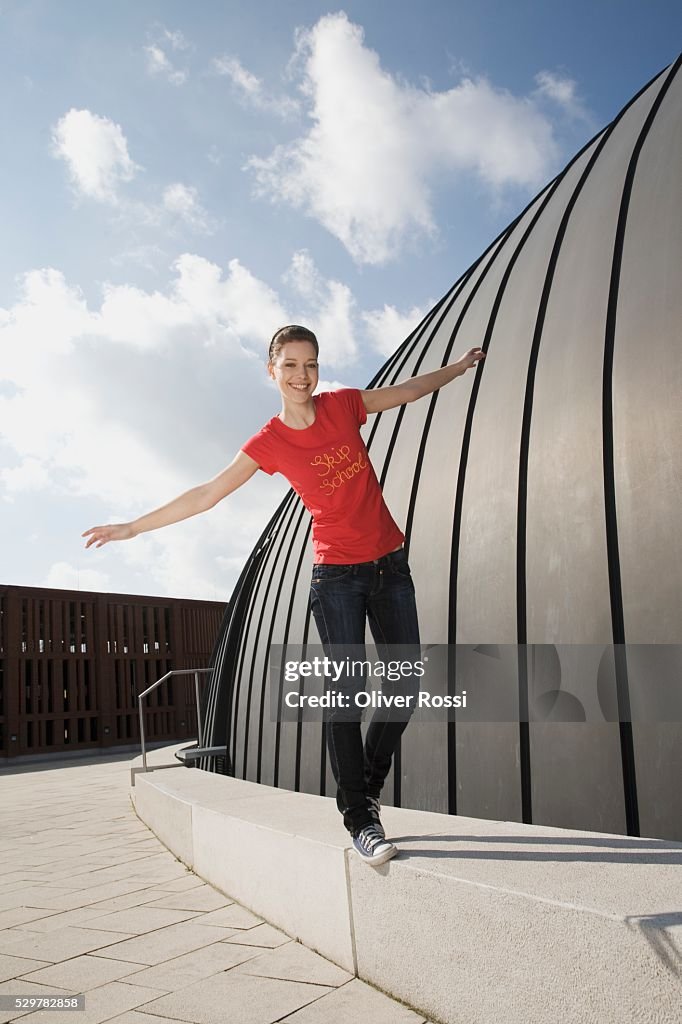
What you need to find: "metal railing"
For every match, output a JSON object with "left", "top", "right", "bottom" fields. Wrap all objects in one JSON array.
[{"left": 137, "top": 668, "right": 212, "bottom": 771}]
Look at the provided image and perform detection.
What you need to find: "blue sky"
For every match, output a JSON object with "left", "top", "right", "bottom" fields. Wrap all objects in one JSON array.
[{"left": 1, "top": 1, "right": 680, "bottom": 600}]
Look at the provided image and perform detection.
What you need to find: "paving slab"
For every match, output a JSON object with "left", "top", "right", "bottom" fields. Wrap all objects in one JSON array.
[
  {"left": 78, "top": 891, "right": 181, "bottom": 914},
  {"left": 93, "top": 922, "right": 240, "bottom": 966},
  {"left": 105, "top": 1013, "right": 193, "bottom": 1024},
  {"left": 222, "top": 924, "right": 291, "bottom": 949},
  {"left": 18, "top": 880, "right": 171, "bottom": 912},
  {"left": 141, "top": 889, "right": 232, "bottom": 913},
  {"left": 120, "top": 941, "right": 262, "bottom": 992},
  {"left": 0, "top": 926, "right": 137, "bottom": 963},
  {"left": 142, "top": 875, "right": 204, "bottom": 893},
  {"left": 79, "top": 907, "right": 202, "bottom": 935},
  {"left": 24, "top": 979, "right": 168, "bottom": 1024},
  {"left": 0, "top": 911, "right": 59, "bottom": 932},
  {"left": 140, "top": 971, "right": 333, "bottom": 1024},
  {"left": 0, "top": 978, "right": 74, "bottom": 1024},
  {"left": 230, "top": 940, "right": 353, "bottom": 987},
  {"left": 279, "top": 977, "right": 429, "bottom": 1023},
  {"left": 0, "top": 954, "right": 52, "bottom": 984},
  {"left": 0, "top": 888, "right": 77, "bottom": 913},
  {"left": 20, "top": 953, "right": 146, "bottom": 992},
  {"left": 191, "top": 905, "right": 260, "bottom": 930},
  {"left": 11, "top": 908, "right": 112, "bottom": 934}
]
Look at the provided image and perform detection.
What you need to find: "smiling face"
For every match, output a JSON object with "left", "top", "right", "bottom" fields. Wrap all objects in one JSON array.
[{"left": 268, "top": 339, "right": 319, "bottom": 403}]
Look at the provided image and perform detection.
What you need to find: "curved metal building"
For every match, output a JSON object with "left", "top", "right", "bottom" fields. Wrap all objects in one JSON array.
[{"left": 202, "top": 57, "right": 682, "bottom": 841}]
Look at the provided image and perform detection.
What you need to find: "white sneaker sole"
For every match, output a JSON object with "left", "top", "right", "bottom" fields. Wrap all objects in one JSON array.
[{"left": 354, "top": 842, "right": 397, "bottom": 866}]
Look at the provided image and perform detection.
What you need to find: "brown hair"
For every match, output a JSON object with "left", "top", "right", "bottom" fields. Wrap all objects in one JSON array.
[{"left": 268, "top": 325, "right": 319, "bottom": 363}]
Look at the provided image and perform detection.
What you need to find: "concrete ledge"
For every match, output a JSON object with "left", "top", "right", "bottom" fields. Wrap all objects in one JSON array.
[{"left": 130, "top": 753, "right": 682, "bottom": 1024}]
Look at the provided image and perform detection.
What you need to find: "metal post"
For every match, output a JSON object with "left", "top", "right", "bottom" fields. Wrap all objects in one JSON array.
[
  {"left": 194, "top": 671, "right": 204, "bottom": 748},
  {"left": 138, "top": 697, "right": 147, "bottom": 771}
]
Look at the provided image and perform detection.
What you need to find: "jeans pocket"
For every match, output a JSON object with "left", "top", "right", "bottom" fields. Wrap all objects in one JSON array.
[
  {"left": 311, "top": 564, "right": 353, "bottom": 583},
  {"left": 391, "top": 551, "right": 412, "bottom": 579}
]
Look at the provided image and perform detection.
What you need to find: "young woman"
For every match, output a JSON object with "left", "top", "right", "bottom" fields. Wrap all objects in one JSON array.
[{"left": 83, "top": 324, "right": 484, "bottom": 866}]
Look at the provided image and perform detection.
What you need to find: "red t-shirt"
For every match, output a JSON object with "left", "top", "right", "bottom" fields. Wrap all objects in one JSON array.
[{"left": 241, "top": 388, "right": 405, "bottom": 564}]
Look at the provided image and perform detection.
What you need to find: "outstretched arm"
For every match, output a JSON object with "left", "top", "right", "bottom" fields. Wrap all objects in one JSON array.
[
  {"left": 82, "top": 450, "right": 260, "bottom": 549},
  {"left": 361, "top": 347, "right": 485, "bottom": 414}
]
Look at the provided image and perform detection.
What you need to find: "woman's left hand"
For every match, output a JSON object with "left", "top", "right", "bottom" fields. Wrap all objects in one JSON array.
[{"left": 460, "top": 347, "right": 486, "bottom": 371}]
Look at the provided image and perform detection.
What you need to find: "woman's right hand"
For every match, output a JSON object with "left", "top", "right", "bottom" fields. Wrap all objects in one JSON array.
[{"left": 82, "top": 523, "right": 136, "bottom": 549}]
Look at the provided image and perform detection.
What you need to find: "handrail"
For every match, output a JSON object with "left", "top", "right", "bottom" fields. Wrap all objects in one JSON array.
[{"left": 138, "top": 668, "right": 212, "bottom": 771}]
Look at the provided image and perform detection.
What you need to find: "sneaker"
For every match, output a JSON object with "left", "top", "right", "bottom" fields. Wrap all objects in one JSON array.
[
  {"left": 352, "top": 824, "right": 397, "bottom": 866},
  {"left": 366, "top": 795, "right": 385, "bottom": 839}
]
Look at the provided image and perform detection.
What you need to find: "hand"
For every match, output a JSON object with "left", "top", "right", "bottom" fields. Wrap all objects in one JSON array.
[
  {"left": 460, "top": 347, "right": 486, "bottom": 371},
  {"left": 82, "top": 523, "right": 135, "bottom": 549}
]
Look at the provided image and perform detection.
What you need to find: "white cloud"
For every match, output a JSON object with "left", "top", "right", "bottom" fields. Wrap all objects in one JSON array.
[
  {"left": 0, "top": 259, "right": 288, "bottom": 497},
  {"left": 51, "top": 109, "right": 213, "bottom": 235},
  {"left": 362, "top": 302, "right": 429, "bottom": 357},
  {"left": 162, "top": 183, "right": 214, "bottom": 232},
  {"left": 110, "top": 243, "right": 168, "bottom": 273},
  {"left": 51, "top": 108, "right": 140, "bottom": 203},
  {"left": 145, "top": 44, "right": 187, "bottom": 85},
  {"left": 144, "top": 26, "right": 190, "bottom": 84},
  {"left": 316, "top": 377, "right": 350, "bottom": 394},
  {"left": 1, "top": 456, "right": 50, "bottom": 498},
  {"left": 43, "top": 561, "right": 111, "bottom": 593},
  {"left": 283, "top": 250, "right": 357, "bottom": 367},
  {"left": 534, "top": 70, "right": 593, "bottom": 124},
  {"left": 247, "top": 12, "right": 562, "bottom": 264},
  {"left": 212, "top": 55, "right": 299, "bottom": 118},
  {"left": 161, "top": 28, "right": 190, "bottom": 52}
]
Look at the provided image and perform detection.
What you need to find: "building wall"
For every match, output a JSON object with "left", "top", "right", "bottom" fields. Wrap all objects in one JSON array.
[{"left": 0, "top": 585, "right": 225, "bottom": 759}]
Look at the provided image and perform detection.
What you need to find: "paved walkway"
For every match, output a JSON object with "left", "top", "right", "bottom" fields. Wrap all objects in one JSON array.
[{"left": 0, "top": 752, "right": 432, "bottom": 1024}]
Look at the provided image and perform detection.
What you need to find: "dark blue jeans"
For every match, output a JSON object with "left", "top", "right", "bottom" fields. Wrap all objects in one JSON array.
[{"left": 309, "top": 546, "right": 421, "bottom": 834}]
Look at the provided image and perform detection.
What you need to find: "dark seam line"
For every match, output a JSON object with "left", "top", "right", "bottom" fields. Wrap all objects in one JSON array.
[
  {"left": 403, "top": 231, "right": 516, "bottom": 550},
  {"left": 368, "top": 148, "right": 584, "bottom": 397},
  {"left": 516, "top": 123, "right": 621, "bottom": 828},
  {"left": 253, "top": 494, "right": 302, "bottom": 783},
  {"left": 602, "top": 55, "right": 682, "bottom": 837},
  {"left": 270, "top": 502, "right": 309, "bottom": 788},
  {"left": 282, "top": 514, "right": 314, "bottom": 794},
  {"left": 372, "top": 254, "right": 504, "bottom": 807},
  {"left": 240, "top": 491, "right": 296, "bottom": 778},
  {"left": 232, "top": 500, "right": 291, "bottom": 773},
  {"left": 230, "top": 517, "right": 286, "bottom": 774},
  {"left": 371, "top": 215, "right": 526, "bottom": 496},
  {"left": 365, "top": 167, "right": 554, "bottom": 444},
  {"left": 234, "top": 506, "right": 285, "bottom": 777},
  {"left": 230, "top": 492, "right": 294, "bottom": 770},
  {"left": 377, "top": 248, "right": 499, "bottom": 491},
  {"left": 211, "top": 504, "right": 280, "bottom": 771},
  {"left": 388, "top": 227, "right": 522, "bottom": 811},
  {"left": 368, "top": 296, "right": 448, "bottom": 391},
  {"left": 448, "top": 150, "right": 598, "bottom": 818},
  {"left": 228, "top": 548, "right": 267, "bottom": 771},
  {"left": 365, "top": 299, "right": 445, "bottom": 454},
  {"left": 207, "top": 549, "right": 252, "bottom": 770}
]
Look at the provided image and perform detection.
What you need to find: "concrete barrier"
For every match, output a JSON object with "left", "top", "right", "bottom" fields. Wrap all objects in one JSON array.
[{"left": 130, "top": 757, "right": 682, "bottom": 1024}]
